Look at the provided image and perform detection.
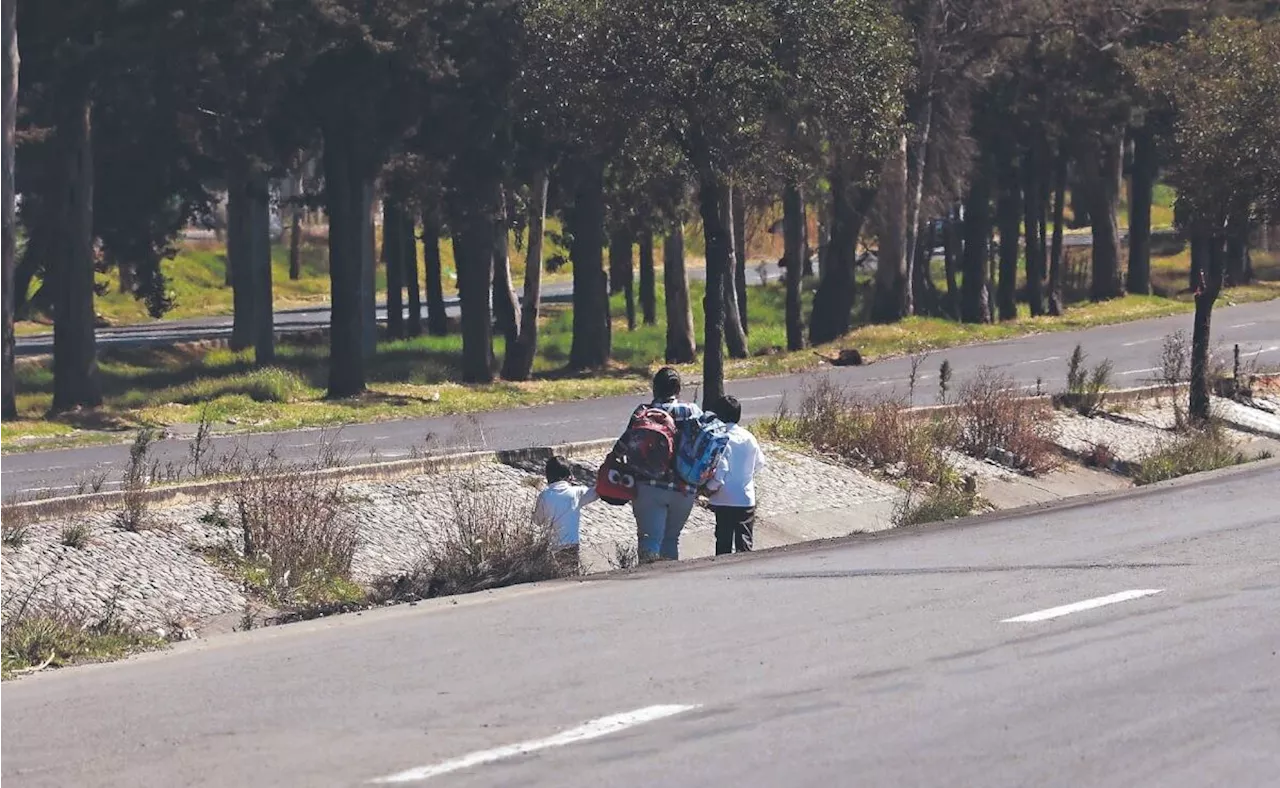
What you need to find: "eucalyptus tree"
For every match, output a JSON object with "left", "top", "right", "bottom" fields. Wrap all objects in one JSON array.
[{"left": 1134, "top": 17, "right": 1280, "bottom": 421}]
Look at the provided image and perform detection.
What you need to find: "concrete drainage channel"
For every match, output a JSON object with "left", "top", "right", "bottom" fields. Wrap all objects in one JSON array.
[{"left": 2, "top": 383, "right": 1278, "bottom": 671}]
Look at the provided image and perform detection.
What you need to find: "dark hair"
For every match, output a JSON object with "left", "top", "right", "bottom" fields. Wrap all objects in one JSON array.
[
  {"left": 712, "top": 394, "right": 741, "bottom": 425},
  {"left": 653, "top": 366, "right": 682, "bottom": 400},
  {"left": 545, "top": 456, "right": 573, "bottom": 484}
]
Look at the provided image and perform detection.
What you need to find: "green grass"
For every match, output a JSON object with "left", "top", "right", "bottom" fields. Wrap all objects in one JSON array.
[
  {"left": 1, "top": 613, "right": 164, "bottom": 679},
  {"left": 895, "top": 484, "right": 980, "bottom": 527},
  {"left": 1131, "top": 427, "right": 1259, "bottom": 486}
]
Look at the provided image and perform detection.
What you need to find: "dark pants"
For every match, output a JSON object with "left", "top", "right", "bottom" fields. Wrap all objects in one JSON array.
[{"left": 713, "top": 506, "right": 755, "bottom": 555}]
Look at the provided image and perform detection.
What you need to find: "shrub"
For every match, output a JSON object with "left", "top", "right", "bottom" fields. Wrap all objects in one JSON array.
[
  {"left": 955, "top": 368, "right": 1059, "bottom": 474},
  {"left": 894, "top": 483, "right": 978, "bottom": 527},
  {"left": 116, "top": 428, "right": 157, "bottom": 532},
  {"left": 0, "top": 524, "right": 27, "bottom": 547},
  {"left": 378, "top": 477, "right": 567, "bottom": 601},
  {"left": 1132, "top": 427, "right": 1252, "bottom": 486},
  {"left": 1064, "top": 344, "right": 1114, "bottom": 416},
  {"left": 60, "top": 521, "right": 93, "bottom": 549},
  {"left": 229, "top": 457, "right": 361, "bottom": 609},
  {"left": 1157, "top": 331, "right": 1189, "bottom": 386},
  {"left": 1, "top": 607, "right": 162, "bottom": 677},
  {"left": 760, "top": 377, "right": 954, "bottom": 483},
  {"left": 611, "top": 543, "right": 639, "bottom": 570},
  {"left": 1084, "top": 442, "right": 1117, "bottom": 470},
  {"left": 2, "top": 521, "right": 30, "bottom": 549}
]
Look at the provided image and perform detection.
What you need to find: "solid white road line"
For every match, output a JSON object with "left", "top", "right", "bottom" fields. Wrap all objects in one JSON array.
[
  {"left": 370, "top": 704, "right": 699, "bottom": 784},
  {"left": 1119, "top": 366, "right": 1160, "bottom": 377},
  {"left": 1002, "top": 589, "right": 1163, "bottom": 623},
  {"left": 1121, "top": 338, "right": 1160, "bottom": 347}
]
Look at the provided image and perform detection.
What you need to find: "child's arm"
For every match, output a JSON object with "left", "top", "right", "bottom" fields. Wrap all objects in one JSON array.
[
  {"left": 705, "top": 449, "right": 730, "bottom": 494},
  {"left": 577, "top": 485, "right": 599, "bottom": 508},
  {"left": 754, "top": 435, "right": 767, "bottom": 471}
]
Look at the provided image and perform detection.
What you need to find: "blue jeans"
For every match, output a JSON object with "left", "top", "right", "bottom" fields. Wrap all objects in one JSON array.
[{"left": 633, "top": 484, "right": 697, "bottom": 561}]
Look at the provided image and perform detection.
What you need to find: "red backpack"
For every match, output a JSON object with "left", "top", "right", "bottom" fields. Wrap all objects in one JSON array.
[
  {"left": 595, "top": 452, "right": 637, "bottom": 505},
  {"left": 614, "top": 405, "right": 677, "bottom": 481}
]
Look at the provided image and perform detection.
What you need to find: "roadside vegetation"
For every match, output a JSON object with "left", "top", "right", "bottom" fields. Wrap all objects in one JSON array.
[
  {"left": 1, "top": 555, "right": 167, "bottom": 679},
  {"left": 1132, "top": 425, "right": 1262, "bottom": 486}
]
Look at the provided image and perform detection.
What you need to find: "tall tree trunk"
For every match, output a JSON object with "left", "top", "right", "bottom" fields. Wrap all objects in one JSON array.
[
  {"left": 382, "top": 199, "right": 405, "bottom": 339},
  {"left": 943, "top": 207, "right": 961, "bottom": 318},
  {"left": 287, "top": 171, "right": 304, "bottom": 282},
  {"left": 50, "top": 90, "right": 102, "bottom": 411},
  {"left": 491, "top": 186, "right": 520, "bottom": 348},
  {"left": 698, "top": 171, "right": 729, "bottom": 407},
  {"left": 2, "top": 0, "right": 19, "bottom": 419},
  {"left": 815, "top": 216, "right": 829, "bottom": 281},
  {"left": 568, "top": 162, "right": 610, "bottom": 369},
  {"left": 247, "top": 170, "right": 274, "bottom": 364},
  {"left": 872, "top": 131, "right": 909, "bottom": 322},
  {"left": 1225, "top": 212, "right": 1250, "bottom": 287},
  {"left": 960, "top": 168, "right": 992, "bottom": 324},
  {"left": 732, "top": 188, "right": 748, "bottom": 332},
  {"left": 912, "top": 220, "right": 940, "bottom": 316},
  {"left": 453, "top": 192, "right": 496, "bottom": 383},
  {"left": 1189, "top": 229, "right": 1224, "bottom": 423},
  {"left": 403, "top": 210, "right": 422, "bottom": 337},
  {"left": 1089, "top": 132, "right": 1124, "bottom": 301},
  {"left": 638, "top": 229, "right": 656, "bottom": 326},
  {"left": 223, "top": 196, "right": 233, "bottom": 287},
  {"left": 663, "top": 223, "right": 696, "bottom": 364},
  {"left": 227, "top": 168, "right": 254, "bottom": 352},
  {"left": 995, "top": 158, "right": 1020, "bottom": 322},
  {"left": 503, "top": 168, "right": 547, "bottom": 381},
  {"left": 609, "top": 228, "right": 636, "bottom": 331},
  {"left": 810, "top": 173, "right": 875, "bottom": 344},
  {"left": 361, "top": 189, "right": 377, "bottom": 356},
  {"left": 722, "top": 185, "right": 748, "bottom": 359},
  {"left": 784, "top": 184, "right": 806, "bottom": 349},
  {"left": 321, "top": 126, "right": 371, "bottom": 398},
  {"left": 1126, "top": 126, "right": 1156, "bottom": 295},
  {"left": 903, "top": 96, "right": 934, "bottom": 317},
  {"left": 422, "top": 209, "right": 448, "bottom": 336},
  {"left": 1048, "top": 147, "right": 1067, "bottom": 315},
  {"left": 1022, "top": 143, "right": 1046, "bottom": 316}
]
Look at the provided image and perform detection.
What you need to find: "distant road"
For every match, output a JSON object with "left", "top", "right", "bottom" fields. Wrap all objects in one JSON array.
[
  {"left": 14, "top": 233, "right": 1100, "bottom": 357},
  {"left": 3, "top": 457, "right": 1277, "bottom": 787},
  {"left": 4, "top": 298, "right": 1276, "bottom": 496}
]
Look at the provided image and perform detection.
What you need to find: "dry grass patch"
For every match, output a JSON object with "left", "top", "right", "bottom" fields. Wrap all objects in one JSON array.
[
  {"left": 954, "top": 368, "right": 1059, "bottom": 474},
  {"left": 373, "top": 476, "right": 568, "bottom": 601}
]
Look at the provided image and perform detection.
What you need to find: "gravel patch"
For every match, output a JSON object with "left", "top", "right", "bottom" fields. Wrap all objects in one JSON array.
[{"left": 1, "top": 444, "right": 897, "bottom": 632}]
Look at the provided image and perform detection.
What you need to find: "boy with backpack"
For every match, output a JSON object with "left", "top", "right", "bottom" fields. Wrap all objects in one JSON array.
[
  {"left": 533, "top": 456, "right": 599, "bottom": 573},
  {"left": 706, "top": 395, "right": 766, "bottom": 555},
  {"left": 629, "top": 368, "right": 703, "bottom": 562}
]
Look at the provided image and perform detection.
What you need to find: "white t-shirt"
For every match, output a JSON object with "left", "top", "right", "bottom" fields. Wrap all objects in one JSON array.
[
  {"left": 533, "top": 481, "right": 599, "bottom": 546},
  {"left": 707, "top": 424, "right": 767, "bottom": 508}
]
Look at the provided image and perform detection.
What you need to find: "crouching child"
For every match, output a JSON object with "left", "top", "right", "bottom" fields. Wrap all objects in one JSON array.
[
  {"left": 705, "top": 395, "right": 767, "bottom": 555},
  {"left": 533, "top": 456, "right": 599, "bottom": 574}
]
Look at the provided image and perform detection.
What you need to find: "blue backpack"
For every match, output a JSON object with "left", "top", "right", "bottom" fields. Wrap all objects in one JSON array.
[{"left": 674, "top": 413, "right": 732, "bottom": 487}]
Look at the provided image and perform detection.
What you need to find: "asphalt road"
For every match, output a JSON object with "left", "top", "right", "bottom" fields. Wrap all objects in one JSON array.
[
  {"left": 14, "top": 233, "right": 1100, "bottom": 356},
  {"left": 5, "top": 299, "right": 1278, "bottom": 497},
  {"left": 3, "top": 459, "right": 1277, "bottom": 788}
]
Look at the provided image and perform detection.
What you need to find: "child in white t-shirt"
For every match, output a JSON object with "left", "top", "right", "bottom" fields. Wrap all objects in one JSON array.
[
  {"left": 533, "top": 456, "right": 598, "bottom": 573},
  {"left": 705, "top": 395, "right": 766, "bottom": 555}
]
